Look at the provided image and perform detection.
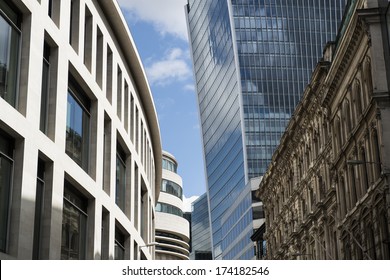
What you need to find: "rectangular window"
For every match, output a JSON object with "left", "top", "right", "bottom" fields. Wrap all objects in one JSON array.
[
  {"left": 130, "top": 95, "right": 134, "bottom": 142},
  {"left": 48, "top": 0, "right": 60, "bottom": 27},
  {"left": 140, "top": 182, "right": 148, "bottom": 242},
  {"left": 0, "top": 1, "right": 21, "bottom": 108},
  {"left": 33, "top": 158, "right": 45, "bottom": 259},
  {"left": 141, "top": 122, "right": 144, "bottom": 165},
  {"left": 84, "top": 6, "right": 92, "bottom": 71},
  {"left": 114, "top": 227, "right": 125, "bottom": 260},
  {"left": 117, "top": 67, "right": 122, "bottom": 120},
  {"left": 135, "top": 108, "right": 139, "bottom": 152},
  {"left": 116, "top": 144, "right": 126, "bottom": 212},
  {"left": 134, "top": 241, "right": 138, "bottom": 260},
  {"left": 40, "top": 36, "right": 58, "bottom": 140},
  {"left": 134, "top": 164, "right": 139, "bottom": 230},
  {"left": 106, "top": 45, "right": 113, "bottom": 103},
  {"left": 61, "top": 181, "right": 87, "bottom": 260},
  {"left": 95, "top": 26, "right": 103, "bottom": 88},
  {"left": 124, "top": 81, "right": 129, "bottom": 132},
  {"left": 40, "top": 42, "right": 50, "bottom": 133},
  {"left": 103, "top": 114, "right": 111, "bottom": 195},
  {"left": 66, "top": 79, "right": 90, "bottom": 171},
  {"left": 0, "top": 130, "right": 14, "bottom": 253},
  {"left": 69, "top": 0, "right": 80, "bottom": 52},
  {"left": 101, "top": 207, "right": 109, "bottom": 260}
]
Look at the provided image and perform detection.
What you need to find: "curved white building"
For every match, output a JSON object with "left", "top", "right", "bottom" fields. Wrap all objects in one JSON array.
[
  {"left": 155, "top": 151, "right": 190, "bottom": 260},
  {"left": 0, "top": 0, "right": 161, "bottom": 259}
]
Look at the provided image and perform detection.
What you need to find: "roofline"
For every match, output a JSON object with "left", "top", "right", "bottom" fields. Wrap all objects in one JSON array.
[{"left": 162, "top": 150, "right": 178, "bottom": 166}]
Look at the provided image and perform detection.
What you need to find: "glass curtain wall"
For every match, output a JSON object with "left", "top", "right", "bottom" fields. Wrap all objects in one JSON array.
[
  {"left": 187, "top": 0, "right": 346, "bottom": 259},
  {"left": 187, "top": 0, "right": 246, "bottom": 260},
  {"left": 233, "top": 0, "right": 346, "bottom": 178}
]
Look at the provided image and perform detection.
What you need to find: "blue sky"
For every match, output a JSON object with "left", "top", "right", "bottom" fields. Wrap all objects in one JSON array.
[{"left": 117, "top": 0, "right": 205, "bottom": 205}]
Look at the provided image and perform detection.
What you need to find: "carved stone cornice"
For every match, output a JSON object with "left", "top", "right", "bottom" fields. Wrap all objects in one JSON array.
[{"left": 322, "top": 15, "right": 365, "bottom": 109}]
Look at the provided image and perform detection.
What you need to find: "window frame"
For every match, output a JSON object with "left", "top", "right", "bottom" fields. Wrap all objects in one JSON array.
[
  {"left": 115, "top": 145, "right": 126, "bottom": 212},
  {"left": 0, "top": 131, "right": 14, "bottom": 253},
  {"left": 65, "top": 80, "right": 91, "bottom": 171},
  {"left": 0, "top": 1, "right": 21, "bottom": 108},
  {"left": 61, "top": 181, "right": 88, "bottom": 260}
]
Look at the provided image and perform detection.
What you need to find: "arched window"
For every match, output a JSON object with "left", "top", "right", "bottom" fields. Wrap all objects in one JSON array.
[
  {"left": 354, "top": 229, "right": 364, "bottom": 260},
  {"left": 339, "top": 176, "right": 348, "bottom": 217},
  {"left": 366, "top": 223, "right": 377, "bottom": 259},
  {"left": 353, "top": 80, "right": 362, "bottom": 119},
  {"left": 342, "top": 232, "right": 351, "bottom": 260},
  {"left": 334, "top": 117, "right": 342, "bottom": 152},
  {"left": 371, "top": 130, "right": 382, "bottom": 180},
  {"left": 379, "top": 211, "right": 390, "bottom": 259},
  {"left": 344, "top": 100, "right": 352, "bottom": 135},
  {"left": 363, "top": 57, "right": 373, "bottom": 108},
  {"left": 349, "top": 165, "right": 358, "bottom": 208},
  {"left": 360, "top": 147, "right": 370, "bottom": 193}
]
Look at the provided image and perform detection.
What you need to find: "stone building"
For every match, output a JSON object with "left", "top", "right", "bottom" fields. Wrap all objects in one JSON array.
[
  {"left": 0, "top": 0, "right": 161, "bottom": 259},
  {"left": 257, "top": 0, "right": 390, "bottom": 260}
]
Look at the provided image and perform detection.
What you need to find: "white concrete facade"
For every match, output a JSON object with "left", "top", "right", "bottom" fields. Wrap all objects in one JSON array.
[
  {"left": 155, "top": 151, "right": 190, "bottom": 260},
  {"left": 0, "top": 0, "right": 161, "bottom": 260}
]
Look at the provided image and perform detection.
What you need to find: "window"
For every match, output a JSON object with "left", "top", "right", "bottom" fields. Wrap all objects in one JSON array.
[
  {"left": 40, "top": 43, "right": 50, "bottom": 133},
  {"left": 134, "top": 164, "right": 139, "bottom": 229},
  {"left": 33, "top": 159, "right": 45, "bottom": 259},
  {"left": 116, "top": 144, "right": 126, "bottom": 212},
  {"left": 156, "top": 202, "right": 183, "bottom": 217},
  {"left": 135, "top": 108, "right": 139, "bottom": 152},
  {"left": 161, "top": 179, "right": 182, "bottom": 199},
  {"left": 342, "top": 234, "right": 351, "bottom": 260},
  {"left": 66, "top": 79, "right": 90, "bottom": 171},
  {"left": 48, "top": 0, "right": 60, "bottom": 27},
  {"left": 61, "top": 181, "right": 87, "bottom": 260},
  {"left": 0, "top": 130, "right": 14, "bottom": 253},
  {"left": 349, "top": 165, "right": 358, "bottom": 207},
  {"left": 130, "top": 95, "right": 134, "bottom": 142},
  {"left": 106, "top": 45, "right": 113, "bottom": 103},
  {"left": 117, "top": 67, "right": 122, "bottom": 120},
  {"left": 101, "top": 207, "right": 109, "bottom": 259},
  {"left": 95, "top": 27, "right": 103, "bottom": 87},
  {"left": 114, "top": 228, "right": 125, "bottom": 260},
  {"left": 69, "top": 0, "right": 80, "bottom": 52},
  {"left": 162, "top": 157, "right": 177, "bottom": 173},
  {"left": 83, "top": 6, "right": 92, "bottom": 71},
  {"left": 124, "top": 81, "right": 129, "bottom": 131},
  {"left": 0, "top": 1, "right": 20, "bottom": 108},
  {"left": 103, "top": 114, "right": 111, "bottom": 194}
]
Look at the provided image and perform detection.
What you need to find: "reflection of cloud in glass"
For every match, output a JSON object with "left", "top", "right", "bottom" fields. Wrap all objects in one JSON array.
[{"left": 207, "top": 3, "right": 232, "bottom": 65}]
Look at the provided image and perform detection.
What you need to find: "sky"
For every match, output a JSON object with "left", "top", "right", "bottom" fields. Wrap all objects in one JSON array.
[{"left": 117, "top": 0, "right": 204, "bottom": 206}]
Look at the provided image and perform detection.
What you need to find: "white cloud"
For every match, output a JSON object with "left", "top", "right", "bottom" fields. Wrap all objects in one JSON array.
[
  {"left": 183, "top": 195, "right": 199, "bottom": 212},
  {"left": 183, "top": 84, "right": 195, "bottom": 92},
  {"left": 145, "top": 48, "right": 192, "bottom": 86},
  {"left": 117, "top": 0, "right": 189, "bottom": 41},
  {"left": 155, "top": 97, "right": 175, "bottom": 110}
]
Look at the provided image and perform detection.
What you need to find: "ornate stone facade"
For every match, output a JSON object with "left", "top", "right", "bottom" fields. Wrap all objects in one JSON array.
[{"left": 257, "top": 0, "right": 390, "bottom": 260}]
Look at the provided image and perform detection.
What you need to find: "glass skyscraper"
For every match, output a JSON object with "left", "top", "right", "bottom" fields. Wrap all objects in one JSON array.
[
  {"left": 185, "top": 0, "right": 346, "bottom": 259},
  {"left": 190, "top": 193, "right": 212, "bottom": 260}
]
